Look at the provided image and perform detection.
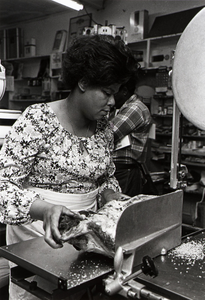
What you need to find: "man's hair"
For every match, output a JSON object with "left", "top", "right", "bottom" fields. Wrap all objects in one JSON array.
[
  {"left": 122, "top": 76, "right": 137, "bottom": 95},
  {"left": 62, "top": 35, "right": 139, "bottom": 90}
]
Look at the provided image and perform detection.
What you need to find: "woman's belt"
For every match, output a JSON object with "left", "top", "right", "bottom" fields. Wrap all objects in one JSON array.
[{"left": 28, "top": 186, "right": 99, "bottom": 212}]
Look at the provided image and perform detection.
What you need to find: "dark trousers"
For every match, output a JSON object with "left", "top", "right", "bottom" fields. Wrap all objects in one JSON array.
[{"left": 114, "top": 163, "right": 143, "bottom": 197}]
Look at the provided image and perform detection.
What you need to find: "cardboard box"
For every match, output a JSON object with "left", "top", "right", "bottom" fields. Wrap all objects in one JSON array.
[
  {"left": 50, "top": 52, "right": 62, "bottom": 70},
  {"left": 24, "top": 38, "right": 36, "bottom": 57},
  {"left": 24, "top": 45, "right": 36, "bottom": 57}
]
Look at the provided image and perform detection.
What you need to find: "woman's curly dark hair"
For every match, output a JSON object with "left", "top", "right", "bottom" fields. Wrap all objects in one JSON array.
[{"left": 62, "top": 35, "right": 139, "bottom": 90}]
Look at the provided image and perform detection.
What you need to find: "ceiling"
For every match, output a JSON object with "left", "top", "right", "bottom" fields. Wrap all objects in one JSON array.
[{"left": 0, "top": 0, "right": 105, "bottom": 27}]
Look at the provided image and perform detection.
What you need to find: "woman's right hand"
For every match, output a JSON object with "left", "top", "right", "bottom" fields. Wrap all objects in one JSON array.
[{"left": 30, "top": 200, "right": 83, "bottom": 249}]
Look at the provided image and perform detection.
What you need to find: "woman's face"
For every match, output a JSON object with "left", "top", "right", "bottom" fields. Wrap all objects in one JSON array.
[{"left": 82, "top": 83, "right": 120, "bottom": 120}]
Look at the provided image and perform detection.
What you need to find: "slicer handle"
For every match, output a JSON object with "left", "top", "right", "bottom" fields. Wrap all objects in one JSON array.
[
  {"left": 142, "top": 255, "right": 158, "bottom": 277},
  {"left": 104, "top": 247, "right": 124, "bottom": 296},
  {"left": 114, "top": 246, "right": 124, "bottom": 278},
  {"left": 123, "top": 256, "right": 158, "bottom": 283}
]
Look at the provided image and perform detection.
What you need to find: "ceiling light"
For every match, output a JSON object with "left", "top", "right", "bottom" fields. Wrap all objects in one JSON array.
[{"left": 51, "top": 0, "right": 83, "bottom": 11}]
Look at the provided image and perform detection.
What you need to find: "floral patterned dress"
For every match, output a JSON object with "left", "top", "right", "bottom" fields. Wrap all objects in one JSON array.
[{"left": 0, "top": 103, "right": 120, "bottom": 226}]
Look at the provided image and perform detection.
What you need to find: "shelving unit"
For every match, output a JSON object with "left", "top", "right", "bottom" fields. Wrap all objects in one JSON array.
[
  {"left": 1, "top": 53, "right": 67, "bottom": 110},
  {"left": 1, "top": 33, "right": 181, "bottom": 111},
  {"left": 129, "top": 33, "right": 205, "bottom": 204},
  {"left": 128, "top": 33, "right": 181, "bottom": 68},
  {"left": 151, "top": 105, "right": 205, "bottom": 193}
]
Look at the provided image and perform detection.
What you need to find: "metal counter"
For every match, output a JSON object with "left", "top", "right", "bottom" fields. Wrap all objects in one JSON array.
[
  {"left": 137, "top": 230, "right": 205, "bottom": 300},
  {"left": 0, "top": 237, "right": 113, "bottom": 298}
]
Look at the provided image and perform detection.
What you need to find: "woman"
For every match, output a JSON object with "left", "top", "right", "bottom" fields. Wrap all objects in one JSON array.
[{"left": 0, "top": 35, "right": 138, "bottom": 299}]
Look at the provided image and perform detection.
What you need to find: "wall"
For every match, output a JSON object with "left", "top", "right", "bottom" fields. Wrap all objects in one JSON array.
[
  {"left": 98, "top": 0, "right": 205, "bottom": 38},
  {"left": 1, "top": 0, "right": 204, "bottom": 56}
]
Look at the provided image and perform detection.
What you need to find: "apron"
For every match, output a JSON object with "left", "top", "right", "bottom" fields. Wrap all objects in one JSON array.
[{"left": 6, "top": 187, "right": 99, "bottom": 300}]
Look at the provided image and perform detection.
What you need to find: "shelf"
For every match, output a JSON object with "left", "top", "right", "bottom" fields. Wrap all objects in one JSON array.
[
  {"left": 156, "top": 149, "right": 171, "bottom": 154},
  {"left": 148, "top": 33, "right": 181, "bottom": 41},
  {"left": 181, "top": 161, "right": 205, "bottom": 168},
  {"left": 151, "top": 157, "right": 205, "bottom": 168},
  {"left": 3, "top": 55, "right": 50, "bottom": 62},
  {"left": 156, "top": 133, "right": 205, "bottom": 139},
  {"left": 14, "top": 77, "right": 41, "bottom": 82},
  {"left": 10, "top": 98, "right": 45, "bottom": 102},
  {"left": 155, "top": 147, "right": 205, "bottom": 157},
  {"left": 152, "top": 114, "right": 173, "bottom": 118},
  {"left": 182, "top": 135, "right": 205, "bottom": 140},
  {"left": 128, "top": 33, "right": 181, "bottom": 46},
  {"left": 152, "top": 146, "right": 171, "bottom": 153},
  {"left": 181, "top": 149, "right": 205, "bottom": 156},
  {"left": 56, "top": 90, "right": 71, "bottom": 93}
]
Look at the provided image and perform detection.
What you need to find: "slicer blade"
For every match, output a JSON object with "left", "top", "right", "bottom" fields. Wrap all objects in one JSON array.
[{"left": 115, "top": 190, "right": 183, "bottom": 271}]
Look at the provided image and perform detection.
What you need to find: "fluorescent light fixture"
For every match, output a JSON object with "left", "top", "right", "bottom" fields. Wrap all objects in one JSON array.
[{"left": 51, "top": 0, "right": 83, "bottom": 11}]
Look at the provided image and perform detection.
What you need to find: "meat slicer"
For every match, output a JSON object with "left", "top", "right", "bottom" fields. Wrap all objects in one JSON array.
[
  {"left": 0, "top": 190, "right": 183, "bottom": 300},
  {"left": 1, "top": 7, "right": 205, "bottom": 300}
]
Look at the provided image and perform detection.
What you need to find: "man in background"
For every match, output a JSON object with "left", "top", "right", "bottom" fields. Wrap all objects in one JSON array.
[{"left": 110, "top": 76, "right": 153, "bottom": 197}]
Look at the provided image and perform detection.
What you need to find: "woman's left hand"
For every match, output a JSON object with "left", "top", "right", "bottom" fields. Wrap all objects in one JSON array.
[
  {"left": 30, "top": 200, "right": 83, "bottom": 249},
  {"left": 43, "top": 205, "right": 83, "bottom": 249}
]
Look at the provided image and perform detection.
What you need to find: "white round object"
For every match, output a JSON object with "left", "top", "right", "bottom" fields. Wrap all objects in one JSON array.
[
  {"left": 172, "top": 8, "right": 205, "bottom": 130},
  {"left": 0, "top": 63, "right": 6, "bottom": 100}
]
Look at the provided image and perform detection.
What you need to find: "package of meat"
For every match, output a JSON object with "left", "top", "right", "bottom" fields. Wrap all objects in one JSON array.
[{"left": 59, "top": 194, "right": 155, "bottom": 257}]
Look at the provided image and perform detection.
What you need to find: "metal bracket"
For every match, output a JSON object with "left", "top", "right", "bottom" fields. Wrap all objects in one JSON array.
[
  {"left": 58, "top": 276, "right": 67, "bottom": 290},
  {"left": 11, "top": 265, "right": 71, "bottom": 300}
]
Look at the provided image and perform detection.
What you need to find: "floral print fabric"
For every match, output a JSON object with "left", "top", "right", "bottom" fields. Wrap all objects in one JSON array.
[{"left": 0, "top": 103, "right": 120, "bottom": 225}]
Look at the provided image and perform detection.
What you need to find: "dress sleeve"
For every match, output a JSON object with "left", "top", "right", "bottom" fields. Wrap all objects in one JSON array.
[
  {"left": 98, "top": 121, "right": 121, "bottom": 195},
  {"left": 0, "top": 106, "right": 45, "bottom": 225}
]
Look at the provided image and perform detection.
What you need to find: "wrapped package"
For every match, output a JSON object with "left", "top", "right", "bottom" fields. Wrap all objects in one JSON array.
[{"left": 59, "top": 195, "right": 155, "bottom": 257}]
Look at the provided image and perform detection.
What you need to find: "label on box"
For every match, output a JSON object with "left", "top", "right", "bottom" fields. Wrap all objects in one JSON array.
[
  {"left": 50, "top": 52, "right": 62, "bottom": 70},
  {"left": 24, "top": 45, "right": 36, "bottom": 57}
]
